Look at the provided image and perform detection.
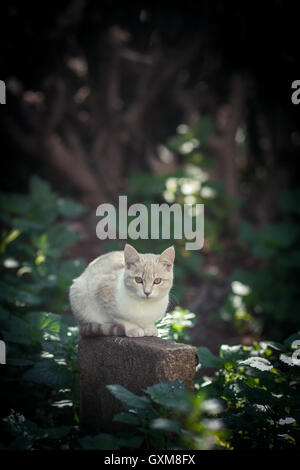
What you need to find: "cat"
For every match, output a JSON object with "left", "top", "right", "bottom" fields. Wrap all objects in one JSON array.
[{"left": 69, "top": 244, "right": 175, "bottom": 338}]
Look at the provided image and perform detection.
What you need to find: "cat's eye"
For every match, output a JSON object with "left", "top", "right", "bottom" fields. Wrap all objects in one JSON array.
[
  {"left": 153, "top": 278, "right": 162, "bottom": 284},
  {"left": 135, "top": 277, "right": 143, "bottom": 284}
]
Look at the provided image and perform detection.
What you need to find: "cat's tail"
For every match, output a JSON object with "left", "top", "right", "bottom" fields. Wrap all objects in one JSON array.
[{"left": 78, "top": 322, "right": 125, "bottom": 337}]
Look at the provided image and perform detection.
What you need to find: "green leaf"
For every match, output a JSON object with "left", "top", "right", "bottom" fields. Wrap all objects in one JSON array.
[
  {"left": 79, "top": 434, "right": 119, "bottom": 450},
  {"left": 2, "top": 331, "right": 31, "bottom": 345},
  {"left": 193, "top": 117, "right": 214, "bottom": 146},
  {"left": 2, "top": 315, "right": 31, "bottom": 344},
  {"left": 113, "top": 412, "right": 140, "bottom": 425},
  {"left": 197, "top": 347, "right": 224, "bottom": 368},
  {"left": 145, "top": 380, "right": 190, "bottom": 412},
  {"left": 181, "top": 253, "right": 202, "bottom": 274},
  {"left": 25, "top": 311, "right": 61, "bottom": 341},
  {"left": 56, "top": 259, "right": 86, "bottom": 286},
  {"left": 238, "top": 357, "right": 273, "bottom": 371},
  {"left": 57, "top": 198, "right": 86, "bottom": 218},
  {"left": 243, "top": 386, "right": 276, "bottom": 405},
  {"left": 29, "top": 176, "right": 56, "bottom": 206},
  {"left": 150, "top": 418, "right": 182, "bottom": 434},
  {"left": 46, "top": 224, "right": 80, "bottom": 258},
  {"left": 220, "top": 344, "right": 249, "bottom": 363},
  {"left": 279, "top": 353, "right": 300, "bottom": 367},
  {"left": 9, "top": 436, "right": 34, "bottom": 450},
  {"left": 7, "top": 358, "right": 35, "bottom": 366},
  {"left": 118, "top": 435, "right": 144, "bottom": 449},
  {"left": 259, "top": 341, "right": 285, "bottom": 352},
  {"left": 107, "top": 384, "right": 151, "bottom": 411},
  {"left": 284, "top": 332, "right": 300, "bottom": 348},
  {"left": 128, "top": 172, "right": 169, "bottom": 198},
  {"left": 22, "top": 360, "right": 71, "bottom": 387},
  {"left": 0, "top": 305, "right": 10, "bottom": 320},
  {"left": 42, "top": 426, "right": 71, "bottom": 439},
  {"left": 278, "top": 188, "right": 300, "bottom": 215}
]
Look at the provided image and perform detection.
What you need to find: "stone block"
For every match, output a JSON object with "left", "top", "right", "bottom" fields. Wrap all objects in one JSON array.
[{"left": 78, "top": 336, "right": 198, "bottom": 433}]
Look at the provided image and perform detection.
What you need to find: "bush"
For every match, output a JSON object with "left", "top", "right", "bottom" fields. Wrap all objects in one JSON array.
[
  {"left": 78, "top": 380, "right": 223, "bottom": 450},
  {"left": 219, "top": 188, "right": 300, "bottom": 340},
  {"left": 0, "top": 176, "right": 86, "bottom": 448},
  {"left": 156, "top": 306, "right": 196, "bottom": 343},
  {"left": 197, "top": 332, "right": 300, "bottom": 449}
]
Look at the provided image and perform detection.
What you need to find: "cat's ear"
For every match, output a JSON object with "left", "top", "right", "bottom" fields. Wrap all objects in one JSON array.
[
  {"left": 158, "top": 246, "right": 175, "bottom": 271},
  {"left": 124, "top": 244, "right": 140, "bottom": 269}
]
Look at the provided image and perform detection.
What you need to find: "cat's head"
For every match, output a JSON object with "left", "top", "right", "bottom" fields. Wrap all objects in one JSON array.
[{"left": 123, "top": 244, "right": 175, "bottom": 300}]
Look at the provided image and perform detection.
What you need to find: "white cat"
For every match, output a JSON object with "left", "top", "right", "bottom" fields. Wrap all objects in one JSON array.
[{"left": 69, "top": 244, "right": 175, "bottom": 338}]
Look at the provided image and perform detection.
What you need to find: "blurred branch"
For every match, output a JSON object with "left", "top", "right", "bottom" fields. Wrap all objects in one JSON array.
[
  {"left": 120, "top": 48, "right": 153, "bottom": 65},
  {"left": 208, "top": 74, "right": 245, "bottom": 227},
  {"left": 5, "top": 31, "right": 203, "bottom": 203},
  {"left": 173, "top": 81, "right": 201, "bottom": 124},
  {"left": 43, "top": 78, "right": 66, "bottom": 133},
  {"left": 44, "top": 133, "right": 102, "bottom": 202},
  {"left": 124, "top": 40, "right": 200, "bottom": 130}
]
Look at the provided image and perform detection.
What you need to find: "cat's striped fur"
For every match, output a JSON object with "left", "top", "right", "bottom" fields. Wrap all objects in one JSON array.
[{"left": 78, "top": 322, "right": 125, "bottom": 337}]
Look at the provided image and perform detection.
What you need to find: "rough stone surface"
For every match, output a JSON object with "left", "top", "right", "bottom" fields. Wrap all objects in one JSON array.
[{"left": 78, "top": 336, "right": 198, "bottom": 433}]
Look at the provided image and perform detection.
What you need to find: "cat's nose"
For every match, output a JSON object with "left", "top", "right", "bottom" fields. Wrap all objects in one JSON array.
[{"left": 144, "top": 291, "right": 151, "bottom": 297}]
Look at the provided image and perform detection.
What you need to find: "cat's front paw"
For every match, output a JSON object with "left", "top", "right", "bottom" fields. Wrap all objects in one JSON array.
[
  {"left": 143, "top": 326, "right": 158, "bottom": 337},
  {"left": 125, "top": 327, "right": 145, "bottom": 337}
]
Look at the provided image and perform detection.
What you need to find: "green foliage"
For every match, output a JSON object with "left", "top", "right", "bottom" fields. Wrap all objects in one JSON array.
[
  {"left": 2, "top": 410, "right": 72, "bottom": 450},
  {"left": 197, "top": 333, "right": 300, "bottom": 449},
  {"left": 219, "top": 188, "right": 300, "bottom": 339},
  {"left": 2, "top": 174, "right": 299, "bottom": 451},
  {"left": 0, "top": 175, "right": 86, "bottom": 312},
  {"left": 95, "top": 380, "right": 223, "bottom": 450},
  {"left": 162, "top": 119, "right": 234, "bottom": 255},
  {"left": 156, "top": 306, "right": 196, "bottom": 343},
  {"left": 0, "top": 176, "right": 86, "bottom": 448}
]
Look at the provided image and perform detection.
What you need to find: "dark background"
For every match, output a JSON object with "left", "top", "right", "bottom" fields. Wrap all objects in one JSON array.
[
  {"left": 1, "top": 0, "right": 300, "bottom": 349},
  {"left": 1, "top": 1, "right": 299, "bottom": 197}
]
